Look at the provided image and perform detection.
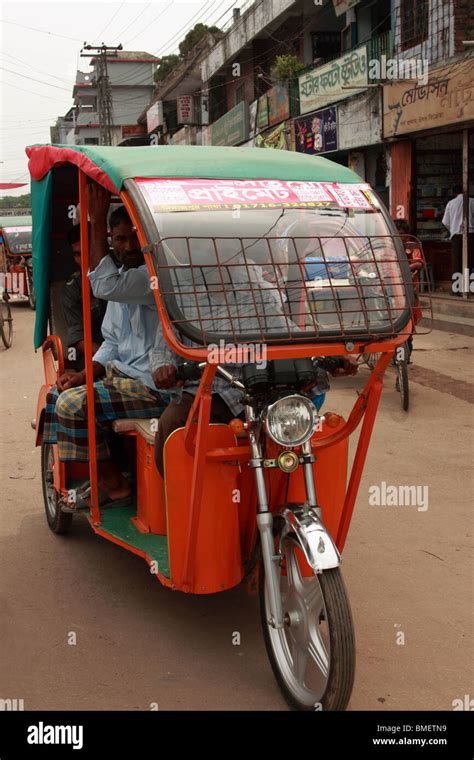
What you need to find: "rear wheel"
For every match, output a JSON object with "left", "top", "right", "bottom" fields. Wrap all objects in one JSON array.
[
  {"left": 0, "top": 294, "right": 13, "bottom": 349},
  {"left": 41, "top": 442, "right": 72, "bottom": 534},
  {"left": 259, "top": 534, "right": 355, "bottom": 711}
]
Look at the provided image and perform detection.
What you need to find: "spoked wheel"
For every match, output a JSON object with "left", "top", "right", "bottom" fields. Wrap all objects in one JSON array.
[
  {"left": 259, "top": 534, "right": 355, "bottom": 711},
  {"left": 41, "top": 442, "right": 72, "bottom": 534},
  {"left": 365, "top": 351, "right": 382, "bottom": 371},
  {"left": 0, "top": 294, "right": 13, "bottom": 349},
  {"left": 396, "top": 357, "right": 409, "bottom": 411}
]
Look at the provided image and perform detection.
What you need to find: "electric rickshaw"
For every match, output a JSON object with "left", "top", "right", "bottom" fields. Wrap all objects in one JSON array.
[
  {"left": 0, "top": 214, "right": 36, "bottom": 309},
  {"left": 27, "top": 144, "right": 427, "bottom": 711}
]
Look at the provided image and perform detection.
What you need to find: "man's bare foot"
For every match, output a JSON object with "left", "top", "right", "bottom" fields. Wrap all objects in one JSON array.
[{"left": 98, "top": 473, "right": 131, "bottom": 501}]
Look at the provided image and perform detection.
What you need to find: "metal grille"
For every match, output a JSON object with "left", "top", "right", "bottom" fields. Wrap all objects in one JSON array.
[{"left": 152, "top": 233, "right": 432, "bottom": 346}]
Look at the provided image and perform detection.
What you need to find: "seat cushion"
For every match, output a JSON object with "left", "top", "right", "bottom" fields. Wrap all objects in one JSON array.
[{"left": 112, "top": 418, "right": 156, "bottom": 445}]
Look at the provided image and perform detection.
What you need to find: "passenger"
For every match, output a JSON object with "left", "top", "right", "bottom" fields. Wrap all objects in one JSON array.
[
  {"left": 151, "top": 257, "right": 356, "bottom": 476},
  {"left": 43, "top": 186, "right": 168, "bottom": 507},
  {"left": 60, "top": 223, "right": 107, "bottom": 373}
]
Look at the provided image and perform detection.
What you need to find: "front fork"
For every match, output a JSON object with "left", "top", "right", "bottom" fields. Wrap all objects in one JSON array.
[{"left": 248, "top": 406, "right": 319, "bottom": 630}]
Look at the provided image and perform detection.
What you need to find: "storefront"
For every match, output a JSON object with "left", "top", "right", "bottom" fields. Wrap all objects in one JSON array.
[
  {"left": 336, "top": 88, "right": 387, "bottom": 208},
  {"left": 383, "top": 58, "right": 474, "bottom": 289}
]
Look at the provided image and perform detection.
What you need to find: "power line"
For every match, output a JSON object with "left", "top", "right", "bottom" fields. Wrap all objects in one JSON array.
[
  {"left": 96, "top": 1, "right": 127, "bottom": 44},
  {"left": 152, "top": 0, "right": 218, "bottom": 56},
  {"left": 0, "top": 80, "right": 69, "bottom": 103},
  {"left": 124, "top": 1, "right": 174, "bottom": 46},
  {"left": 2, "top": 19, "right": 82, "bottom": 42},
  {"left": 111, "top": 2, "right": 153, "bottom": 45},
  {"left": 0, "top": 66, "right": 71, "bottom": 92},
  {"left": 0, "top": 52, "right": 75, "bottom": 86}
]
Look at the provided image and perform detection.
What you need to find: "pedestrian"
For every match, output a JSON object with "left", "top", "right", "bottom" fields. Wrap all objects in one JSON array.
[{"left": 441, "top": 184, "right": 474, "bottom": 295}]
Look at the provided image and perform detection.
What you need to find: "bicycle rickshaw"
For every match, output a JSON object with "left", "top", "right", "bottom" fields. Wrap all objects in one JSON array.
[
  {"left": 27, "top": 144, "right": 423, "bottom": 710},
  {"left": 0, "top": 214, "right": 36, "bottom": 309}
]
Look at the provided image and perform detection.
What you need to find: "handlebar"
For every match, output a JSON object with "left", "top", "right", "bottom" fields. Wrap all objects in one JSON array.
[{"left": 176, "top": 361, "right": 245, "bottom": 390}]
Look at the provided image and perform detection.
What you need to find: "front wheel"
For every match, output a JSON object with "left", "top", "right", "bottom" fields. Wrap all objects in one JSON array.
[
  {"left": 41, "top": 442, "right": 72, "bottom": 534},
  {"left": 0, "top": 294, "right": 13, "bottom": 348},
  {"left": 397, "top": 358, "right": 409, "bottom": 411},
  {"left": 259, "top": 535, "right": 355, "bottom": 711}
]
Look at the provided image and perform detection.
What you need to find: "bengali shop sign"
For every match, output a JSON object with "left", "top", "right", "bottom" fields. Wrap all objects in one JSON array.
[
  {"left": 211, "top": 101, "right": 249, "bottom": 146},
  {"left": 299, "top": 45, "right": 368, "bottom": 113},
  {"left": 136, "top": 178, "right": 374, "bottom": 212},
  {"left": 177, "top": 95, "right": 195, "bottom": 124},
  {"left": 383, "top": 58, "right": 474, "bottom": 137},
  {"left": 294, "top": 107, "right": 337, "bottom": 154}
]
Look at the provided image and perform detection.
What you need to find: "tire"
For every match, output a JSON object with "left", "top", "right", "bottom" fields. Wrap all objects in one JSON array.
[
  {"left": 259, "top": 534, "right": 355, "bottom": 711},
  {"left": 27, "top": 269, "right": 36, "bottom": 310},
  {"left": 41, "top": 442, "right": 72, "bottom": 534},
  {"left": 0, "top": 296, "right": 13, "bottom": 349},
  {"left": 397, "top": 358, "right": 409, "bottom": 411}
]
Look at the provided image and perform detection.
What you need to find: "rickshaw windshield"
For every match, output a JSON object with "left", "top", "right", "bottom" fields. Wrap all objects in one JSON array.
[
  {"left": 3, "top": 227, "right": 33, "bottom": 255},
  {"left": 136, "top": 178, "right": 413, "bottom": 345}
]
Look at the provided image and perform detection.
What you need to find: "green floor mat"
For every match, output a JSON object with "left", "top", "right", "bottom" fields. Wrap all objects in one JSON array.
[{"left": 97, "top": 504, "right": 170, "bottom": 578}]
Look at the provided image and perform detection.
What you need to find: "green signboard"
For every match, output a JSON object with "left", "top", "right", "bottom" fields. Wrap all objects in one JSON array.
[
  {"left": 257, "top": 95, "right": 269, "bottom": 131},
  {"left": 211, "top": 101, "right": 249, "bottom": 146}
]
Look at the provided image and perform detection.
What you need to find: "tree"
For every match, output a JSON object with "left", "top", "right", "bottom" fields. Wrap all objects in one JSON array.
[
  {"left": 0, "top": 193, "right": 31, "bottom": 209},
  {"left": 178, "top": 23, "right": 221, "bottom": 58},
  {"left": 154, "top": 54, "right": 180, "bottom": 83},
  {"left": 270, "top": 54, "right": 305, "bottom": 84}
]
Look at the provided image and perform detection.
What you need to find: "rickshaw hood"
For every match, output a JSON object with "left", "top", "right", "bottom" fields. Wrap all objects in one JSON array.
[{"left": 26, "top": 145, "right": 362, "bottom": 350}]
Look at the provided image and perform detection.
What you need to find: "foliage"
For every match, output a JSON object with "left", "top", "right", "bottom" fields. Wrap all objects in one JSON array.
[
  {"left": 178, "top": 23, "right": 221, "bottom": 58},
  {"left": 0, "top": 193, "right": 31, "bottom": 209},
  {"left": 154, "top": 55, "right": 180, "bottom": 83},
  {"left": 270, "top": 54, "right": 305, "bottom": 84}
]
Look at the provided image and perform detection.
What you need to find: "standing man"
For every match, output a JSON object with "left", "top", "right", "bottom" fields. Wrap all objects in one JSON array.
[{"left": 442, "top": 184, "right": 474, "bottom": 293}]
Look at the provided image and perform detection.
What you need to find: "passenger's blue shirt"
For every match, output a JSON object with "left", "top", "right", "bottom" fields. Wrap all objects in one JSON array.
[{"left": 88, "top": 256, "right": 158, "bottom": 390}]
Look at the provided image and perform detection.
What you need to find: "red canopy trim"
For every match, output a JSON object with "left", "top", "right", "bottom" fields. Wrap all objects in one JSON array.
[
  {"left": 25, "top": 146, "right": 118, "bottom": 194},
  {"left": 0, "top": 182, "right": 27, "bottom": 189}
]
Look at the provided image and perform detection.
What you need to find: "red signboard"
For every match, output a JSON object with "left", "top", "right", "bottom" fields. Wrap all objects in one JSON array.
[{"left": 136, "top": 178, "right": 374, "bottom": 211}]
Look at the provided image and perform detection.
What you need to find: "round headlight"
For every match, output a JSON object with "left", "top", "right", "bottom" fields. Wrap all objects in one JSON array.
[{"left": 264, "top": 395, "right": 317, "bottom": 447}]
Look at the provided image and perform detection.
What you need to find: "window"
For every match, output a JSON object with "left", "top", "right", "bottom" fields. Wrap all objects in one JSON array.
[
  {"left": 84, "top": 138, "right": 99, "bottom": 145},
  {"left": 311, "top": 31, "right": 341, "bottom": 62},
  {"left": 400, "top": 0, "right": 428, "bottom": 50},
  {"left": 235, "top": 83, "right": 245, "bottom": 105}
]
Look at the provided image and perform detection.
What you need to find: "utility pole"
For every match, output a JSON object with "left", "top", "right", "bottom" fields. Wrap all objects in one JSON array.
[{"left": 81, "top": 43, "right": 122, "bottom": 146}]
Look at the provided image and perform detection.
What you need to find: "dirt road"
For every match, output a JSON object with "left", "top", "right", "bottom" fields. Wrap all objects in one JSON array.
[{"left": 1, "top": 304, "right": 472, "bottom": 710}]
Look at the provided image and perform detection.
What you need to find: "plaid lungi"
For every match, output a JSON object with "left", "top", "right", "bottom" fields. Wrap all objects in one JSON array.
[{"left": 43, "top": 375, "right": 168, "bottom": 462}]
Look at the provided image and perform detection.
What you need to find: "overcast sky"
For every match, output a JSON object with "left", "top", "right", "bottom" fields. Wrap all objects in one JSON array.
[{"left": 1, "top": 0, "right": 240, "bottom": 196}]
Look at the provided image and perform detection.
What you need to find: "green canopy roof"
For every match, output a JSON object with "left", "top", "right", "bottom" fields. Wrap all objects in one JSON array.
[
  {"left": 0, "top": 214, "right": 32, "bottom": 228},
  {"left": 26, "top": 144, "right": 363, "bottom": 349},
  {"left": 27, "top": 144, "right": 361, "bottom": 192}
]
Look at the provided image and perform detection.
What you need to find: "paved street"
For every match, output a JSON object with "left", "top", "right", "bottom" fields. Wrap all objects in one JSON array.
[{"left": 0, "top": 304, "right": 472, "bottom": 711}]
